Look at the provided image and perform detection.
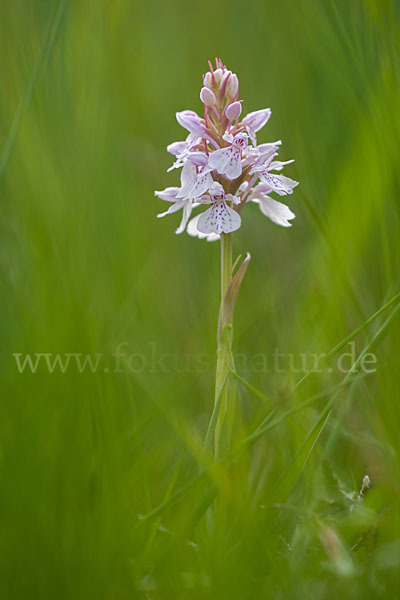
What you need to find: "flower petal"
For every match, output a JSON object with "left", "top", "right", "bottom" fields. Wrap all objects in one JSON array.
[
  {"left": 167, "top": 141, "right": 188, "bottom": 156},
  {"left": 176, "top": 110, "right": 204, "bottom": 136},
  {"left": 242, "top": 109, "right": 271, "bottom": 133},
  {"left": 187, "top": 152, "right": 208, "bottom": 167},
  {"left": 154, "top": 187, "right": 180, "bottom": 202},
  {"left": 269, "top": 159, "right": 295, "bottom": 171},
  {"left": 177, "top": 169, "right": 213, "bottom": 199},
  {"left": 257, "top": 196, "right": 295, "bottom": 227},
  {"left": 245, "top": 126, "right": 257, "bottom": 147},
  {"left": 180, "top": 161, "right": 197, "bottom": 187},
  {"left": 250, "top": 182, "right": 274, "bottom": 196},
  {"left": 222, "top": 132, "right": 234, "bottom": 144},
  {"left": 157, "top": 199, "right": 188, "bottom": 218},
  {"left": 197, "top": 202, "right": 241, "bottom": 234},
  {"left": 208, "top": 147, "right": 242, "bottom": 180},
  {"left": 196, "top": 194, "right": 213, "bottom": 205},
  {"left": 259, "top": 173, "right": 299, "bottom": 195},
  {"left": 250, "top": 147, "right": 277, "bottom": 173},
  {"left": 187, "top": 215, "right": 220, "bottom": 241},
  {"left": 176, "top": 202, "right": 193, "bottom": 234}
]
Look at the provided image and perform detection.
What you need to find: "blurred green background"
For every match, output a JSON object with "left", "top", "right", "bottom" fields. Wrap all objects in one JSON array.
[{"left": 1, "top": 0, "right": 400, "bottom": 598}]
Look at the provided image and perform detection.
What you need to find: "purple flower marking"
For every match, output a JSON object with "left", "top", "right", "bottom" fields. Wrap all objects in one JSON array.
[
  {"left": 196, "top": 182, "right": 241, "bottom": 234},
  {"left": 207, "top": 133, "right": 248, "bottom": 180}
]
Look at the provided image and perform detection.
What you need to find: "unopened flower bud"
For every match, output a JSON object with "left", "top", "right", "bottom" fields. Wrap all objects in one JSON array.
[
  {"left": 225, "top": 101, "right": 242, "bottom": 121},
  {"left": 213, "top": 68, "right": 223, "bottom": 84},
  {"left": 226, "top": 73, "right": 239, "bottom": 99},
  {"left": 220, "top": 70, "right": 231, "bottom": 87},
  {"left": 200, "top": 87, "right": 217, "bottom": 107},
  {"left": 203, "top": 72, "right": 213, "bottom": 88},
  {"left": 219, "top": 70, "right": 232, "bottom": 98}
]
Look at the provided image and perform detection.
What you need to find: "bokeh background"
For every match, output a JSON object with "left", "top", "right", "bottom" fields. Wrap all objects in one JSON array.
[{"left": 1, "top": 0, "right": 400, "bottom": 598}]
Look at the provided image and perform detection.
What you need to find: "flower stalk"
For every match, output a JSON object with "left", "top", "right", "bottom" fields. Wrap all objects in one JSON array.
[{"left": 214, "top": 232, "right": 235, "bottom": 459}]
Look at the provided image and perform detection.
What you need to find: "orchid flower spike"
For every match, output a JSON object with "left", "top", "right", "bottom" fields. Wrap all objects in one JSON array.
[
  {"left": 155, "top": 58, "right": 299, "bottom": 237},
  {"left": 154, "top": 59, "right": 300, "bottom": 462}
]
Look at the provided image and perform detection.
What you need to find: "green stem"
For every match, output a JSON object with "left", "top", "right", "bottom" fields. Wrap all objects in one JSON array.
[
  {"left": 218, "top": 232, "right": 232, "bottom": 340},
  {"left": 214, "top": 232, "right": 236, "bottom": 460}
]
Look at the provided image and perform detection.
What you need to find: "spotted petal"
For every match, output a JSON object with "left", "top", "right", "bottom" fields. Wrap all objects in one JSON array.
[
  {"left": 250, "top": 147, "right": 277, "bottom": 173},
  {"left": 208, "top": 147, "right": 242, "bottom": 180},
  {"left": 187, "top": 214, "right": 220, "bottom": 242},
  {"left": 197, "top": 201, "right": 241, "bottom": 234},
  {"left": 259, "top": 173, "right": 299, "bottom": 196},
  {"left": 177, "top": 169, "right": 213, "bottom": 199}
]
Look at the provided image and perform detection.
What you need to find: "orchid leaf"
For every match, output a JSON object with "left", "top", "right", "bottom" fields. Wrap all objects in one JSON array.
[{"left": 223, "top": 252, "right": 251, "bottom": 325}]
